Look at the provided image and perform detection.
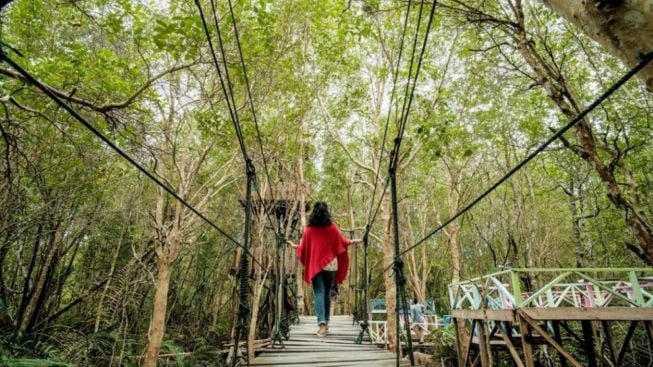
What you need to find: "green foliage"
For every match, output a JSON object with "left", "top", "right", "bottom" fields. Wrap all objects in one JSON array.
[
  {"left": 0, "top": 334, "right": 72, "bottom": 367},
  {"left": 429, "top": 324, "right": 456, "bottom": 361},
  {"left": 161, "top": 340, "right": 186, "bottom": 367},
  {"left": 0, "top": 358, "right": 73, "bottom": 367}
]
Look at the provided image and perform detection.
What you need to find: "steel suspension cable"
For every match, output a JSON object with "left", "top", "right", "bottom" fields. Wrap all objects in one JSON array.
[
  {"left": 206, "top": 0, "right": 286, "bottom": 243},
  {"left": 358, "top": 6, "right": 415, "bottom": 344},
  {"left": 393, "top": 0, "right": 425, "bottom": 150},
  {"left": 197, "top": 0, "right": 281, "bottom": 239},
  {"left": 221, "top": 3, "right": 294, "bottom": 345},
  {"left": 363, "top": 1, "right": 413, "bottom": 235},
  {"left": 365, "top": 0, "right": 434, "bottom": 237},
  {"left": 208, "top": 0, "right": 249, "bottom": 160},
  {"left": 384, "top": 2, "right": 437, "bottom": 365},
  {"left": 390, "top": 0, "right": 437, "bottom": 171},
  {"left": 195, "top": 0, "right": 247, "bottom": 160},
  {"left": 226, "top": 0, "right": 278, "bottom": 206},
  {"left": 194, "top": 3, "right": 264, "bottom": 365},
  {"left": 197, "top": 2, "right": 295, "bottom": 364},
  {"left": 396, "top": 50, "right": 653, "bottom": 260}
]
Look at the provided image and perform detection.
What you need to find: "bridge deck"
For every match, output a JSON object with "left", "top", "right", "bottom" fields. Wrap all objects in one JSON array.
[{"left": 250, "top": 315, "right": 413, "bottom": 366}]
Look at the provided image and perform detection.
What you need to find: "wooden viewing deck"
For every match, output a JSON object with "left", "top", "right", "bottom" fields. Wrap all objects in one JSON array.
[
  {"left": 449, "top": 268, "right": 653, "bottom": 366},
  {"left": 250, "top": 315, "right": 414, "bottom": 366}
]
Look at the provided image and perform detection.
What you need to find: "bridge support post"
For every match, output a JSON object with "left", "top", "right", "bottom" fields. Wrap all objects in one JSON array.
[
  {"left": 477, "top": 320, "right": 491, "bottom": 367},
  {"left": 389, "top": 152, "right": 415, "bottom": 366},
  {"left": 232, "top": 161, "right": 256, "bottom": 367},
  {"left": 271, "top": 231, "right": 287, "bottom": 348},
  {"left": 355, "top": 229, "right": 373, "bottom": 344},
  {"left": 454, "top": 316, "right": 465, "bottom": 366},
  {"left": 517, "top": 314, "right": 535, "bottom": 367},
  {"left": 581, "top": 320, "right": 597, "bottom": 367}
]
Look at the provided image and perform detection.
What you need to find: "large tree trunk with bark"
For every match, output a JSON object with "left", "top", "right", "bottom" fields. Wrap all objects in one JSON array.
[
  {"left": 143, "top": 258, "right": 172, "bottom": 367},
  {"left": 542, "top": 0, "right": 653, "bottom": 92}
]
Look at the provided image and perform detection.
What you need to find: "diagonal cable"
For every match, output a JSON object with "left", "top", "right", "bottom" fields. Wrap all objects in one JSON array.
[
  {"left": 226, "top": 0, "right": 278, "bottom": 207},
  {"left": 197, "top": 0, "right": 281, "bottom": 239},
  {"left": 390, "top": 0, "right": 437, "bottom": 171},
  {"left": 396, "top": 50, "right": 653, "bottom": 261},
  {"left": 364, "top": 2, "right": 413, "bottom": 237},
  {"left": 0, "top": 48, "right": 264, "bottom": 267}
]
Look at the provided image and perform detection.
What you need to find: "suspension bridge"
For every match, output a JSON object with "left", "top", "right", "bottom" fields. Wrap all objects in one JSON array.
[{"left": 1, "top": 0, "right": 653, "bottom": 366}]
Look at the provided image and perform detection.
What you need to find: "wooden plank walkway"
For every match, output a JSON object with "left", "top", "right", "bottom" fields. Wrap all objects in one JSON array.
[{"left": 250, "top": 315, "right": 414, "bottom": 366}]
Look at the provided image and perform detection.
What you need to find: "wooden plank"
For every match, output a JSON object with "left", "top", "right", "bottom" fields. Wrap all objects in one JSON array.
[
  {"left": 452, "top": 309, "right": 515, "bottom": 321},
  {"left": 452, "top": 307, "right": 653, "bottom": 322},
  {"left": 617, "top": 321, "right": 638, "bottom": 366},
  {"left": 601, "top": 320, "right": 617, "bottom": 365},
  {"left": 497, "top": 322, "right": 524, "bottom": 367},
  {"left": 251, "top": 360, "right": 413, "bottom": 367},
  {"left": 552, "top": 321, "right": 568, "bottom": 367},
  {"left": 517, "top": 313, "right": 535, "bottom": 367},
  {"left": 644, "top": 321, "right": 653, "bottom": 354},
  {"left": 522, "top": 307, "right": 653, "bottom": 321},
  {"left": 517, "top": 310, "right": 583, "bottom": 367},
  {"left": 463, "top": 320, "right": 477, "bottom": 367},
  {"left": 250, "top": 315, "right": 406, "bottom": 367},
  {"left": 251, "top": 356, "right": 399, "bottom": 364},
  {"left": 477, "top": 320, "right": 490, "bottom": 367},
  {"left": 581, "top": 320, "right": 597, "bottom": 367},
  {"left": 454, "top": 317, "right": 465, "bottom": 367}
]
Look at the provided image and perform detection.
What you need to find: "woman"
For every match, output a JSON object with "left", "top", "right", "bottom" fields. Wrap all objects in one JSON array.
[{"left": 288, "top": 202, "right": 361, "bottom": 336}]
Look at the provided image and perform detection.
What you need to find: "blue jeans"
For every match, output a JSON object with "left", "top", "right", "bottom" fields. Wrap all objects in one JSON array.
[{"left": 312, "top": 270, "right": 336, "bottom": 325}]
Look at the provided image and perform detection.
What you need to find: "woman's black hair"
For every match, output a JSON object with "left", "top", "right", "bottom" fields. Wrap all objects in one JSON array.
[{"left": 308, "top": 201, "right": 331, "bottom": 227}]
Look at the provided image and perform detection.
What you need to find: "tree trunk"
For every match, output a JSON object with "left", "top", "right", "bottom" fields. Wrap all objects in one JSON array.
[
  {"left": 296, "top": 120, "right": 308, "bottom": 315},
  {"left": 94, "top": 220, "right": 128, "bottom": 332},
  {"left": 142, "top": 259, "right": 172, "bottom": 367},
  {"left": 541, "top": 0, "right": 653, "bottom": 92},
  {"left": 447, "top": 185, "right": 461, "bottom": 285},
  {"left": 17, "top": 220, "right": 62, "bottom": 336},
  {"left": 247, "top": 270, "right": 268, "bottom": 361},
  {"left": 346, "top": 181, "right": 356, "bottom": 315}
]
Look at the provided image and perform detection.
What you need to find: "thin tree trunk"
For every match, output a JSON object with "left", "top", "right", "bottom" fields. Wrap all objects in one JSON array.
[
  {"left": 95, "top": 221, "right": 128, "bottom": 332},
  {"left": 296, "top": 119, "right": 308, "bottom": 315},
  {"left": 447, "top": 189, "right": 461, "bottom": 284},
  {"left": 142, "top": 259, "right": 172, "bottom": 367},
  {"left": 18, "top": 221, "right": 62, "bottom": 336},
  {"left": 346, "top": 181, "right": 356, "bottom": 315}
]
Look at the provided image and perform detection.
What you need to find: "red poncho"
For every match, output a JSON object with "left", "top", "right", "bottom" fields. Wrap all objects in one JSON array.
[{"left": 296, "top": 222, "right": 351, "bottom": 284}]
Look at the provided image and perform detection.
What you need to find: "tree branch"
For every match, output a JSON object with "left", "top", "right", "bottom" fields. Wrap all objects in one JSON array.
[{"left": 0, "top": 61, "right": 198, "bottom": 113}]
